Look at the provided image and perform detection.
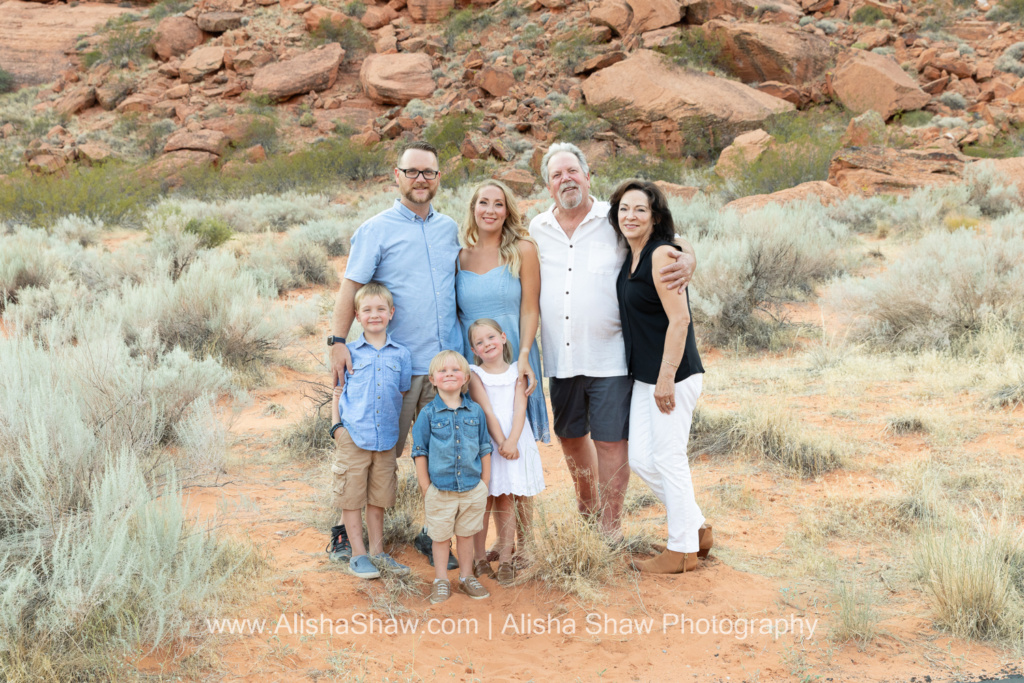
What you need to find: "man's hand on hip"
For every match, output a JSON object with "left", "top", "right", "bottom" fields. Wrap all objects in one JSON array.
[{"left": 330, "top": 343, "right": 353, "bottom": 388}]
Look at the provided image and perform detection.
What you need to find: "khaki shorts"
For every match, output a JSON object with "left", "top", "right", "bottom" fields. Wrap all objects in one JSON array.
[
  {"left": 423, "top": 480, "right": 488, "bottom": 542},
  {"left": 396, "top": 374, "right": 436, "bottom": 457},
  {"left": 331, "top": 427, "right": 397, "bottom": 510}
]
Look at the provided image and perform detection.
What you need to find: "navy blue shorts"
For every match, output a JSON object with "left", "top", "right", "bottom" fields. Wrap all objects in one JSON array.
[{"left": 549, "top": 375, "right": 631, "bottom": 442}]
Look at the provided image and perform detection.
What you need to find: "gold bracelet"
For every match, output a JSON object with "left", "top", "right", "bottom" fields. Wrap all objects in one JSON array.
[{"left": 662, "top": 358, "right": 679, "bottom": 368}]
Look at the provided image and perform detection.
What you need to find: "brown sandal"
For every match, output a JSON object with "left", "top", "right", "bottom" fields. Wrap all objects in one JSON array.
[{"left": 473, "top": 559, "right": 497, "bottom": 579}]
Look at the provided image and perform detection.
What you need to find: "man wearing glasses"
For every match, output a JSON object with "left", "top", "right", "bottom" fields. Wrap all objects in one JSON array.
[
  {"left": 330, "top": 141, "right": 460, "bottom": 462},
  {"left": 328, "top": 141, "right": 463, "bottom": 568}
]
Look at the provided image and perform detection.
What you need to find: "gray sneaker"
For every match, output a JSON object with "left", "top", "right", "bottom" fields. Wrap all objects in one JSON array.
[
  {"left": 457, "top": 576, "right": 490, "bottom": 600},
  {"left": 373, "top": 552, "right": 411, "bottom": 576},
  {"left": 349, "top": 554, "right": 381, "bottom": 579}
]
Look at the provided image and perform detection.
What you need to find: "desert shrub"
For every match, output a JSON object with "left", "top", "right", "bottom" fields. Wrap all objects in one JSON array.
[
  {"left": 0, "top": 329, "right": 252, "bottom": 680},
  {"left": 49, "top": 214, "right": 104, "bottom": 246},
  {"left": 989, "top": 370, "right": 1024, "bottom": 408},
  {"left": 656, "top": 28, "right": 728, "bottom": 74},
  {"left": 690, "top": 404, "right": 844, "bottom": 477},
  {"left": 444, "top": 9, "right": 492, "bottom": 51},
  {"left": 183, "top": 216, "right": 232, "bottom": 249},
  {"left": 151, "top": 192, "right": 340, "bottom": 234},
  {"left": 915, "top": 518, "right": 1024, "bottom": 644},
  {"left": 815, "top": 19, "right": 838, "bottom": 34},
  {"left": 827, "top": 193, "right": 897, "bottom": 233},
  {"left": 0, "top": 229, "right": 65, "bottom": 311},
  {"left": 833, "top": 217, "right": 1024, "bottom": 350},
  {"left": 963, "top": 162, "right": 1021, "bottom": 216},
  {"left": 549, "top": 106, "right": 611, "bottom": 144},
  {"left": 996, "top": 42, "right": 1024, "bottom": 77},
  {"left": 235, "top": 115, "right": 279, "bottom": 153},
  {"left": 174, "top": 138, "right": 389, "bottom": 199},
  {"left": 0, "top": 67, "right": 14, "bottom": 94},
  {"left": 342, "top": 0, "right": 366, "bottom": 16},
  {"left": 0, "top": 163, "right": 160, "bottom": 227},
  {"left": 884, "top": 415, "right": 928, "bottom": 435},
  {"left": 424, "top": 111, "right": 481, "bottom": 157},
  {"left": 244, "top": 235, "right": 336, "bottom": 296},
  {"left": 726, "top": 107, "right": 851, "bottom": 199},
  {"left": 552, "top": 29, "right": 596, "bottom": 72},
  {"left": 99, "top": 23, "right": 154, "bottom": 67},
  {"left": 280, "top": 382, "right": 334, "bottom": 460},
  {"left": 590, "top": 153, "right": 688, "bottom": 197},
  {"left": 939, "top": 91, "right": 968, "bottom": 110},
  {"left": 382, "top": 467, "right": 423, "bottom": 547},
  {"left": 852, "top": 5, "right": 886, "bottom": 23},
  {"left": 291, "top": 218, "right": 352, "bottom": 256},
  {"left": 311, "top": 18, "right": 373, "bottom": 58},
  {"left": 148, "top": 0, "right": 194, "bottom": 20},
  {"left": 680, "top": 198, "right": 850, "bottom": 347},
  {"left": 987, "top": 0, "right": 1024, "bottom": 22}
]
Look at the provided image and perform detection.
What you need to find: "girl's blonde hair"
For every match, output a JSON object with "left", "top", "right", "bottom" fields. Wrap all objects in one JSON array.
[
  {"left": 467, "top": 318, "right": 514, "bottom": 365},
  {"left": 460, "top": 180, "right": 537, "bottom": 278},
  {"left": 428, "top": 350, "right": 471, "bottom": 393}
]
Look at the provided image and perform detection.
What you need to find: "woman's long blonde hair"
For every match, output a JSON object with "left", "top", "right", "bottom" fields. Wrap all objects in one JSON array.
[{"left": 460, "top": 180, "right": 537, "bottom": 278}]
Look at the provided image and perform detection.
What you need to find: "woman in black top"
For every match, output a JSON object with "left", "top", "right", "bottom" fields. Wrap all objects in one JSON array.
[{"left": 610, "top": 179, "right": 710, "bottom": 574}]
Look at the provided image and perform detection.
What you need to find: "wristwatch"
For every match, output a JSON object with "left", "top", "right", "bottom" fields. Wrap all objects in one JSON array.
[{"left": 326, "top": 336, "right": 346, "bottom": 346}]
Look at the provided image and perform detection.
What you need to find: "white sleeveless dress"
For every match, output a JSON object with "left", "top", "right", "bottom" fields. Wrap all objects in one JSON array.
[{"left": 470, "top": 363, "right": 545, "bottom": 497}]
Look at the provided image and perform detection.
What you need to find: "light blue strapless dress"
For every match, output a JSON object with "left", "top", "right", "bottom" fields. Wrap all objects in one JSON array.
[{"left": 456, "top": 265, "right": 551, "bottom": 443}]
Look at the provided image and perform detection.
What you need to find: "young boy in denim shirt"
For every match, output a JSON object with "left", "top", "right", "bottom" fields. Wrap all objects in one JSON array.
[
  {"left": 412, "top": 350, "right": 492, "bottom": 603},
  {"left": 327, "top": 282, "right": 413, "bottom": 579}
]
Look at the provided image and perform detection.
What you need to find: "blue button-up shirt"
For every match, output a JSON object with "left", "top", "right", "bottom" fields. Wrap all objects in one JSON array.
[
  {"left": 344, "top": 200, "right": 462, "bottom": 375},
  {"left": 337, "top": 334, "right": 412, "bottom": 452},
  {"left": 411, "top": 394, "right": 492, "bottom": 492}
]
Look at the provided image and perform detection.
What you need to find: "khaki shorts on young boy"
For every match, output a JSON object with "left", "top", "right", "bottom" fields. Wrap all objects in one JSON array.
[
  {"left": 331, "top": 427, "right": 398, "bottom": 510},
  {"left": 422, "top": 480, "right": 488, "bottom": 542}
]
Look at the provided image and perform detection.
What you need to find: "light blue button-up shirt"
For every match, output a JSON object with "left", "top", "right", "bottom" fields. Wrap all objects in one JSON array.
[
  {"left": 338, "top": 334, "right": 412, "bottom": 452},
  {"left": 411, "top": 394, "right": 491, "bottom": 493},
  {"left": 344, "top": 200, "right": 462, "bottom": 375}
]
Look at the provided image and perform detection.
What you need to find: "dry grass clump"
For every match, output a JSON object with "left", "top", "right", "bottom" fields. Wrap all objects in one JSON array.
[
  {"left": 884, "top": 415, "right": 929, "bottom": 436},
  {"left": 383, "top": 466, "right": 424, "bottom": 547},
  {"left": 830, "top": 582, "right": 881, "bottom": 647},
  {"left": 524, "top": 492, "right": 619, "bottom": 601},
  {"left": 691, "top": 405, "right": 844, "bottom": 477},
  {"left": 280, "top": 381, "right": 334, "bottom": 460},
  {"left": 915, "top": 517, "right": 1024, "bottom": 646},
  {"left": 988, "top": 369, "right": 1024, "bottom": 408}
]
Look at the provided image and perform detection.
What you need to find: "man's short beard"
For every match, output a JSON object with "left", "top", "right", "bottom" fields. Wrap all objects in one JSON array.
[
  {"left": 558, "top": 186, "right": 583, "bottom": 210},
  {"left": 402, "top": 184, "right": 436, "bottom": 204}
]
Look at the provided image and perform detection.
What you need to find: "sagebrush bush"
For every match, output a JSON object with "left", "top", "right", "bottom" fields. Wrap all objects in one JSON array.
[
  {"left": 549, "top": 107, "right": 611, "bottom": 144},
  {"left": 832, "top": 217, "right": 1024, "bottom": 350},
  {"left": 987, "top": 0, "right": 1024, "bottom": 23},
  {"left": 425, "top": 112, "right": 481, "bottom": 157},
  {"left": 852, "top": 5, "right": 886, "bottom": 22},
  {"left": 243, "top": 236, "right": 336, "bottom": 296},
  {"left": 996, "top": 42, "right": 1024, "bottom": 77},
  {"left": 939, "top": 91, "right": 968, "bottom": 110},
  {"left": 0, "top": 228, "right": 65, "bottom": 311},
  {"left": 183, "top": 216, "right": 233, "bottom": 248},
  {"left": 0, "top": 67, "right": 14, "bottom": 94},
  {"left": 0, "top": 163, "right": 160, "bottom": 227},
  {"left": 677, "top": 197, "right": 850, "bottom": 347},
  {"left": 291, "top": 218, "right": 352, "bottom": 256}
]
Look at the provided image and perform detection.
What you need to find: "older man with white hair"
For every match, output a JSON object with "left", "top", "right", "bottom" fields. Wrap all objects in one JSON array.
[{"left": 529, "top": 142, "right": 696, "bottom": 539}]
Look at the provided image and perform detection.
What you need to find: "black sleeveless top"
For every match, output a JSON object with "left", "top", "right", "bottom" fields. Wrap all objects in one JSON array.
[{"left": 616, "top": 239, "right": 704, "bottom": 385}]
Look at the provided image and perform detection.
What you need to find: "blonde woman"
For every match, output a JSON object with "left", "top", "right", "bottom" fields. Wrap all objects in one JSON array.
[{"left": 457, "top": 180, "right": 549, "bottom": 574}]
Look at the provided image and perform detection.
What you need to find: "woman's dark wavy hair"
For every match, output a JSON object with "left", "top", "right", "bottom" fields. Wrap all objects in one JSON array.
[{"left": 608, "top": 179, "right": 676, "bottom": 244}]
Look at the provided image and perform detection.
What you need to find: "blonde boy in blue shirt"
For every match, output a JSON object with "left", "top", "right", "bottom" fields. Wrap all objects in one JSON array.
[{"left": 328, "top": 282, "right": 413, "bottom": 579}]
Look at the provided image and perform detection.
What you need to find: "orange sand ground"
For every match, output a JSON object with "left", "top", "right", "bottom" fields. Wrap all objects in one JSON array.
[{"left": 137, "top": 255, "right": 1019, "bottom": 683}]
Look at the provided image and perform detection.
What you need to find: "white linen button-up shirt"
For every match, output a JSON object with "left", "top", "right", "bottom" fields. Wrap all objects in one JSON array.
[{"left": 529, "top": 197, "right": 629, "bottom": 379}]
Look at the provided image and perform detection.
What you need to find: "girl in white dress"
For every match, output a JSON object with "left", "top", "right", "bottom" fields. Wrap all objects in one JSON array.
[{"left": 466, "top": 318, "right": 545, "bottom": 584}]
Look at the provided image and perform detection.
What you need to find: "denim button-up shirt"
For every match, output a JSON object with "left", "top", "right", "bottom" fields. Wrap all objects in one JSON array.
[
  {"left": 411, "top": 394, "right": 492, "bottom": 492},
  {"left": 344, "top": 200, "right": 462, "bottom": 375},
  {"left": 338, "top": 334, "right": 412, "bottom": 452}
]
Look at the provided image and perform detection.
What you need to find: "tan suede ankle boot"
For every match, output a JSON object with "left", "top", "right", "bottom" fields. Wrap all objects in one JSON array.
[
  {"left": 633, "top": 550, "right": 699, "bottom": 574},
  {"left": 697, "top": 524, "right": 713, "bottom": 559}
]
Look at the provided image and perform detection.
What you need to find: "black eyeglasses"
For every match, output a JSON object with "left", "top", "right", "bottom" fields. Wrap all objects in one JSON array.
[{"left": 397, "top": 168, "right": 440, "bottom": 180}]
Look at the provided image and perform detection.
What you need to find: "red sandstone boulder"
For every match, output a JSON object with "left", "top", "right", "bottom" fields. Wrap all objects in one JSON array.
[
  {"left": 179, "top": 45, "right": 226, "bottom": 83},
  {"left": 706, "top": 21, "right": 833, "bottom": 85},
  {"left": 359, "top": 53, "right": 435, "bottom": 105},
  {"left": 475, "top": 67, "right": 514, "bottom": 97},
  {"left": 362, "top": 5, "right": 399, "bottom": 29},
  {"left": 581, "top": 50, "right": 793, "bottom": 156},
  {"left": 828, "top": 140, "right": 969, "bottom": 195},
  {"left": 196, "top": 11, "right": 243, "bottom": 33},
  {"left": 304, "top": 6, "right": 346, "bottom": 32},
  {"left": 715, "top": 129, "right": 773, "bottom": 179},
  {"left": 55, "top": 86, "right": 96, "bottom": 116},
  {"left": 252, "top": 43, "right": 344, "bottom": 101},
  {"left": 832, "top": 49, "right": 930, "bottom": 119},
  {"left": 152, "top": 17, "right": 204, "bottom": 61},
  {"left": 590, "top": 0, "right": 632, "bottom": 36},
  {"left": 628, "top": 0, "right": 683, "bottom": 33},
  {"left": 407, "top": 0, "right": 454, "bottom": 22},
  {"left": 492, "top": 167, "right": 535, "bottom": 195},
  {"left": 164, "top": 129, "right": 229, "bottom": 156},
  {"left": 724, "top": 181, "right": 844, "bottom": 212}
]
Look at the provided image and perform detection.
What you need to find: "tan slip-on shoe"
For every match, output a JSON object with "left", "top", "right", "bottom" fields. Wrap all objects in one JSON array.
[
  {"left": 457, "top": 576, "right": 490, "bottom": 599},
  {"left": 632, "top": 550, "right": 699, "bottom": 574},
  {"left": 429, "top": 579, "right": 451, "bottom": 604}
]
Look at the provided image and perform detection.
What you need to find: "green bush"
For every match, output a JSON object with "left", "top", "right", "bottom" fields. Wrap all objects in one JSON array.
[
  {"left": 99, "top": 23, "right": 154, "bottom": 66},
  {"left": 174, "top": 137, "right": 390, "bottom": 199},
  {"left": 590, "top": 153, "right": 688, "bottom": 197},
  {"left": 852, "top": 5, "right": 886, "bottom": 23},
  {"left": 147, "top": 0, "right": 194, "bottom": 21},
  {"left": 0, "top": 67, "right": 15, "bottom": 94},
  {"left": 237, "top": 114, "right": 279, "bottom": 153},
  {"left": 726, "top": 107, "right": 851, "bottom": 198},
  {"left": 549, "top": 107, "right": 611, "bottom": 144},
  {"left": 444, "top": 9, "right": 493, "bottom": 51},
  {"left": 552, "top": 29, "right": 596, "bottom": 72},
  {"left": 425, "top": 111, "right": 481, "bottom": 157},
  {"left": 310, "top": 18, "right": 373, "bottom": 58},
  {"left": 987, "top": 0, "right": 1024, "bottom": 22},
  {"left": 342, "top": 0, "right": 367, "bottom": 16},
  {"left": 0, "top": 163, "right": 160, "bottom": 228},
  {"left": 656, "top": 29, "right": 728, "bottom": 74},
  {"left": 183, "top": 216, "right": 233, "bottom": 248}
]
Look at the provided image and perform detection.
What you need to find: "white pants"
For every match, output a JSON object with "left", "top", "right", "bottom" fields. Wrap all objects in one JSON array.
[{"left": 628, "top": 374, "right": 704, "bottom": 553}]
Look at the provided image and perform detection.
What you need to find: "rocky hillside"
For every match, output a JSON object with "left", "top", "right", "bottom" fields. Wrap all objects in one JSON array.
[{"left": 4, "top": 0, "right": 1024, "bottom": 199}]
